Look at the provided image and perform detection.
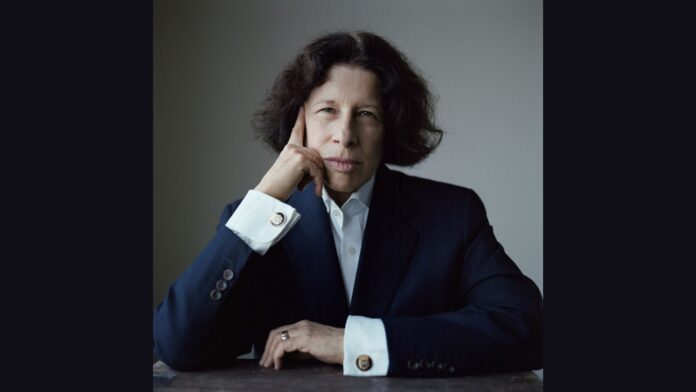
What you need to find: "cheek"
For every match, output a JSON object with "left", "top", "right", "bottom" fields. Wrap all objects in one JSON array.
[
  {"left": 363, "top": 129, "right": 384, "bottom": 158},
  {"left": 304, "top": 119, "right": 327, "bottom": 149}
]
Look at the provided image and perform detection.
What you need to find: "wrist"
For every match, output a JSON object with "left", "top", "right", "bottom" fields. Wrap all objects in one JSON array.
[{"left": 254, "top": 181, "right": 288, "bottom": 202}]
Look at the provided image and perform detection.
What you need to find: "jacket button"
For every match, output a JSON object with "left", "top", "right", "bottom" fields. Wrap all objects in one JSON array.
[
  {"left": 270, "top": 212, "right": 285, "bottom": 226},
  {"left": 356, "top": 354, "right": 372, "bottom": 371},
  {"left": 407, "top": 359, "right": 420, "bottom": 370},
  {"left": 210, "top": 289, "right": 222, "bottom": 301},
  {"left": 223, "top": 269, "right": 235, "bottom": 281},
  {"left": 215, "top": 279, "right": 228, "bottom": 291}
]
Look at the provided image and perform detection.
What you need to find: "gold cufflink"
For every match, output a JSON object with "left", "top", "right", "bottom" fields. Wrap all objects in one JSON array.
[
  {"left": 270, "top": 212, "right": 285, "bottom": 226},
  {"left": 356, "top": 354, "right": 372, "bottom": 371}
]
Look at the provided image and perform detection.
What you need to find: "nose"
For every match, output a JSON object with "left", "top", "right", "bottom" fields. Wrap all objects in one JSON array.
[{"left": 332, "top": 113, "right": 357, "bottom": 147}]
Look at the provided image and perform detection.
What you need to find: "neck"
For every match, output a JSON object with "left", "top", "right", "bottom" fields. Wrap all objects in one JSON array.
[{"left": 327, "top": 188, "right": 351, "bottom": 207}]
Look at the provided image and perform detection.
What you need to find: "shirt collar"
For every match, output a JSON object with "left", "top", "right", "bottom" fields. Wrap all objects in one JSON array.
[{"left": 321, "top": 173, "right": 376, "bottom": 214}]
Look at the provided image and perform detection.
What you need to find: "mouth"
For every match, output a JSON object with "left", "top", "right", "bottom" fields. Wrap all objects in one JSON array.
[{"left": 323, "top": 157, "right": 361, "bottom": 173}]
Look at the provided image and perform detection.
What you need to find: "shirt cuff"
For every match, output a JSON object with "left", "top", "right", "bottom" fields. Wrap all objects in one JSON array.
[
  {"left": 225, "top": 189, "right": 301, "bottom": 255},
  {"left": 343, "top": 315, "right": 389, "bottom": 376}
]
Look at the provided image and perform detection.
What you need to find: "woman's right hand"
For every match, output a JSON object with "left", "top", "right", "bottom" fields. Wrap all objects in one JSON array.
[{"left": 254, "top": 106, "right": 325, "bottom": 201}]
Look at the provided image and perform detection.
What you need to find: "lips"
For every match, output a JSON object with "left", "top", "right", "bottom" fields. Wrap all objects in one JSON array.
[{"left": 324, "top": 158, "right": 361, "bottom": 173}]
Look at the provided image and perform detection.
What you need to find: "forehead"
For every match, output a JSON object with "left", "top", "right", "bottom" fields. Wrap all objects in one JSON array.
[{"left": 307, "top": 65, "right": 381, "bottom": 106}]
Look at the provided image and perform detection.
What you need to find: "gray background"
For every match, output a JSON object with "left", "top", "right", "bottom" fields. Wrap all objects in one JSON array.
[{"left": 155, "top": 0, "right": 542, "bottom": 346}]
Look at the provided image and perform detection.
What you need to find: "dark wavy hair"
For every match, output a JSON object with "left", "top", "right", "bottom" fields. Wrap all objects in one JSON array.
[{"left": 252, "top": 31, "right": 443, "bottom": 166}]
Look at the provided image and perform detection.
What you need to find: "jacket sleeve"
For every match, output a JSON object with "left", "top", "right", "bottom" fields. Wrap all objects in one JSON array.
[
  {"left": 382, "top": 191, "right": 543, "bottom": 377},
  {"left": 153, "top": 201, "right": 266, "bottom": 370}
]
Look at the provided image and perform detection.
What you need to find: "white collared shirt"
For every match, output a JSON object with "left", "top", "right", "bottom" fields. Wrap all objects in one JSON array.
[
  {"left": 320, "top": 175, "right": 373, "bottom": 305},
  {"left": 225, "top": 176, "right": 389, "bottom": 376}
]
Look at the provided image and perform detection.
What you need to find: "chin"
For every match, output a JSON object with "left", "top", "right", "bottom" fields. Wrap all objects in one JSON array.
[
  {"left": 325, "top": 174, "right": 361, "bottom": 194},
  {"left": 325, "top": 180, "right": 357, "bottom": 194}
]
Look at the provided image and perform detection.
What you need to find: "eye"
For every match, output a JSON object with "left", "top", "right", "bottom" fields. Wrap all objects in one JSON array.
[
  {"left": 357, "top": 110, "right": 380, "bottom": 121},
  {"left": 357, "top": 110, "right": 375, "bottom": 117},
  {"left": 318, "top": 107, "right": 336, "bottom": 114}
]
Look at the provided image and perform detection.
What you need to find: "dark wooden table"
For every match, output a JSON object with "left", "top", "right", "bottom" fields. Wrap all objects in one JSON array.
[{"left": 153, "top": 359, "right": 543, "bottom": 391}]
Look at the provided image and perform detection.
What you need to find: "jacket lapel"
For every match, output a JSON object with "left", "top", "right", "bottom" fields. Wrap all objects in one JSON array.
[
  {"left": 349, "top": 165, "right": 419, "bottom": 317},
  {"left": 282, "top": 186, "right": 349, "bottom": 327}
]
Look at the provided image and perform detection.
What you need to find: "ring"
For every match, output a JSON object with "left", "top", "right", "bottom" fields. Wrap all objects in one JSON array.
[{"left": 280, "top": 330, "right": 290, "bottom": 341}]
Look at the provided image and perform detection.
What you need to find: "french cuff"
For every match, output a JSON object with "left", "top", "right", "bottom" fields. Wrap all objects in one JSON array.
[
  {"left": 225, "top": 189, "right": 301, "bottom": 255},
  {"left": 343, "top": 316, "right": 389, "bottom": 376}
]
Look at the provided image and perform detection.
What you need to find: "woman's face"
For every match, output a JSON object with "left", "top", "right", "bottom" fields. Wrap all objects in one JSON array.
[{"left": 304, "top": 65, "right": 384, "bottom": 202}]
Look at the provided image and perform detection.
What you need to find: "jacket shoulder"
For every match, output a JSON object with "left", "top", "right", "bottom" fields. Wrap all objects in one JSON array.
[
  {"left": 387, "top": 168, "right": 489, "bottom": 226},
  {"left": 389, "top": 168, "right": 480, "bottom": 203}
]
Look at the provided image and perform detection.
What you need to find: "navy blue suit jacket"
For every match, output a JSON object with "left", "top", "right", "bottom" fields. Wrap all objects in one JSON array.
[{"left": 153, "top": 165, "right": 543, "bottom": 376}]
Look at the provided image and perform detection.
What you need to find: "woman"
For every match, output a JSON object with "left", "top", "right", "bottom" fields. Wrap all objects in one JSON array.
[{"left": 153, "top": 31, "right": 543, "bottom": 377}]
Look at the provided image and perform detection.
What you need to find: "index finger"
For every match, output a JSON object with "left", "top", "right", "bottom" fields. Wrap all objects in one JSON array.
[{"left": 287, "top": 106, "right": 305, "bottom": 146}]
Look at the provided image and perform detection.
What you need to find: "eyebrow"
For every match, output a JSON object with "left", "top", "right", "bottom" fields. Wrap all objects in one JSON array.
[{"left": 310, "top": 99, "right": 382, "bottom": 110}]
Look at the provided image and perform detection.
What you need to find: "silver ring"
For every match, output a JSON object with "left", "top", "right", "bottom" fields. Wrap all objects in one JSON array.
[{"left": 280, "top": 330, "right": 290, "bottom": 341}]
